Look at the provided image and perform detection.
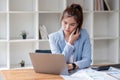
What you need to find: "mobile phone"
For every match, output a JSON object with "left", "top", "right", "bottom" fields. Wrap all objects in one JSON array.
[
  {"left": 74, "top": 28, "right": 77, "bottom": 34},
  {"left": 74, "top": 27, "right": 80, "bottom": 35},
  {"left": 91, "top": 65, "right": 110, "bottom": 71}
]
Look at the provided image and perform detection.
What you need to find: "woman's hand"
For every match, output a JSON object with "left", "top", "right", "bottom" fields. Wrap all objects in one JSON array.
[
  {"left": 67, "top": 63, "right": 79, "bottom": 71},
  {"left": 67, "top": 64, "right": 73, "bottom": 71},
  {"left": 68, "top": 28, "right": 80, "bottom": 45}
]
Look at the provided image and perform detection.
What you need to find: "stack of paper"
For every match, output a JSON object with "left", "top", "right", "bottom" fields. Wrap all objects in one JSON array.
[
  {"left": 61, "top": 68, "right": 117, "bottom": 80},
  {"left": 107, "top": 67, "right": 120, "bottom": 80}
]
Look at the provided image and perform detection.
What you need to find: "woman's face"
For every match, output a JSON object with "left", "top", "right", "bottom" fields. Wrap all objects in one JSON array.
[{"left": 61, "top": 16, "right": 77, "bottom": 35}]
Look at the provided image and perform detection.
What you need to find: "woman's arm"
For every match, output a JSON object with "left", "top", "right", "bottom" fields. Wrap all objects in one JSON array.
[
  {"left": 49, "top": 33, "right": 74, "bottom": 62},
  {"left": 75, "top": 37, "right": 92, "bottom": 69}
]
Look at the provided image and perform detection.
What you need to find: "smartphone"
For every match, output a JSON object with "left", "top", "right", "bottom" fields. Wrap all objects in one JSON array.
[
  {"left": 91, "top": 65, "right": 110, "bottom": 71},
  {"left": 74, "top": 26, "right": 80, "bottom": 35},
  {"left": 74, "top": 28, "right": 77, "bottom": 35}
]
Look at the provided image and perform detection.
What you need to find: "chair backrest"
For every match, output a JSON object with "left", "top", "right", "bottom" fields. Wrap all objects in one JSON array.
[{"left": 35, "top": 50, "right": 51, "bottom": 53}]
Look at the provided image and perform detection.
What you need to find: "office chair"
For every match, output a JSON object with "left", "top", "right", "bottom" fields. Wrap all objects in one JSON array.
[{"left": 35, "top": 49, "right": 51, "bottom": 53}]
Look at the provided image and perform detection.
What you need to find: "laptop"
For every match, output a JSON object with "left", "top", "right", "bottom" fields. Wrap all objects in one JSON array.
[{"left": 29, "top": 53, "right": 69, "bottom": 75}]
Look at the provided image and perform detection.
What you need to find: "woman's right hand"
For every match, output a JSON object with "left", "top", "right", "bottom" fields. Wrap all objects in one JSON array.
[{"left": 68, "top": 28, "right": 80, "bottom": 45}]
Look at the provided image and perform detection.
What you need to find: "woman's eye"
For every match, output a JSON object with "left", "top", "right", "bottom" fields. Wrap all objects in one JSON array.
[
  {"left": 64, "top": 21, "right": 67, "bottom": 25},
  {"left": 70, "top": 24, "right": 76, "bottom": 27}
]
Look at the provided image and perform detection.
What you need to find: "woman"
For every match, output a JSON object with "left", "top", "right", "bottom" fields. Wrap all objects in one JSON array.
[{"left": 49, "top": 4, "right": 91, "bottom": 71}]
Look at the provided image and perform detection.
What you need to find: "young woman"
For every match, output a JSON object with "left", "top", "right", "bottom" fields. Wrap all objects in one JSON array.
[{"left": 49, "top": 4, "right": 91, "bottom": 71}]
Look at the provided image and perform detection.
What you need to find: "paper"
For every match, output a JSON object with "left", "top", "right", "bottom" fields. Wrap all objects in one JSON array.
[
  {"left": 107, "top": 67, "right": 120, "bottom": 80},
  {"left": 61, "top": 72, "right": 93, "bottom": 80},
  {"left": 61, "top": 68, "right": 117, "bottom": 80},
  {"left": 61, "top": 68, "right": 94, "bottom": 80}
]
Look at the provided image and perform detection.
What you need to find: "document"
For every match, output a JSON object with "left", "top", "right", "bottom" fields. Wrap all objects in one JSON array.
[
  {"left": 107, "top": 67, "right": 120, "bottom": 80},
  {"left": 61, "top": 71, "right": 93, "bottom": 80},
  {"left": 61, "top": 68, "right": 117, "bottom": 80}
]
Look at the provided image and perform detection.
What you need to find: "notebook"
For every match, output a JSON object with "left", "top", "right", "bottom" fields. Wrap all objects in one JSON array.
[{"left": 29, "top": 53, "right": 69, "bottom": 75}]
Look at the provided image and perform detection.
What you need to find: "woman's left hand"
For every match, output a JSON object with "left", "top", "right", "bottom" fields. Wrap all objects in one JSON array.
[{"left": 67, "top": 64, "right": 73, "bottom": 71}]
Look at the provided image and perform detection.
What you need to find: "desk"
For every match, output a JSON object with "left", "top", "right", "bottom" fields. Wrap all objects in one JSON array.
[
  {"left": 1, "top": 64, "right": 120, "bottom": 80},
  {"left": 0, "top": 69, "right": 63, "bottom": 80}
]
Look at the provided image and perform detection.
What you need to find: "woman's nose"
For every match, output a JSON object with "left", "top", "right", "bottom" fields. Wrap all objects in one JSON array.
[{"left": 66, "top": 24, "right": 70, "bottom": 29}]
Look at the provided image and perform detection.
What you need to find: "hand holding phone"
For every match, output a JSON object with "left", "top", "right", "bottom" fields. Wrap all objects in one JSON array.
[{"left": 68, "top": 28, "right": 80, "bottom": 45}]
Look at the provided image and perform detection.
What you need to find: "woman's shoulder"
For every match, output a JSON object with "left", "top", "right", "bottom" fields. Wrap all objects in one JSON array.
[
  {"left": 81, "top": 28, "right": 88, "bottom": 34},
  {"left": 80, "top": 28, "right": 89, "bottom": 38},
  {"left": 49, "top": 29, "right": 63, "bottom": 39}
]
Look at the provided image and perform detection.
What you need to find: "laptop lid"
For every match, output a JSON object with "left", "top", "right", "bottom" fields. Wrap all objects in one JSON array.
[{"left": 29, "top": 53, "right": 69, "bottom": 75}]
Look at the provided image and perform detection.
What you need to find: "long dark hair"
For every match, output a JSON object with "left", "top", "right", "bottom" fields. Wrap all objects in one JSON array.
[{"left": 61, "top": 4, "right": 83, "bottom": 30}]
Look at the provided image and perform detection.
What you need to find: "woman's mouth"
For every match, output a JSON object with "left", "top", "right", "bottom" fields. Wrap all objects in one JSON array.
[{"left": 65, "top": 30, "right": 70, "bottom": 32}]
